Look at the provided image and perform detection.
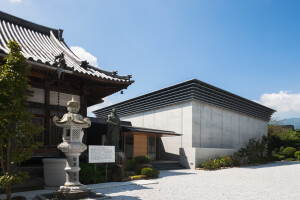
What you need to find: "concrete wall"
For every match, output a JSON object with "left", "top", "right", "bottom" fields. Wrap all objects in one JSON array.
[
  {"left": 192, "top": 100, "right": 267, "bottom": 150},
  {"left": 121, "top": 99, "right": 268, "bottom": 166},
  {"left": 121, "top": 101, "right": 193, "bottom": 159}
]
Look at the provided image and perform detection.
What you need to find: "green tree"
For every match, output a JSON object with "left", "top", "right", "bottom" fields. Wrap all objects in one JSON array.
[{"left": 0, "top": 40, "right": 42, "bottom": 200}]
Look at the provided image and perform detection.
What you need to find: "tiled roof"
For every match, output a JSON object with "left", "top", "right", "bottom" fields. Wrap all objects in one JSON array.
[
  {"left": 0, "top": 11, "right": 132, "bottom": 82},
  {"left": 94, "top": 79, "right": 276, "bottom": 121}
]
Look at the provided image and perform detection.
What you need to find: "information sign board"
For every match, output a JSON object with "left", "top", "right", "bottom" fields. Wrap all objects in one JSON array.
[{"left": 88, "top": 145, "right": 115, "bottom": 163}]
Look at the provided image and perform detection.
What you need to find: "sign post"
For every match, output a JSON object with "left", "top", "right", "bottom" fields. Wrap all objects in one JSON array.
[{"left": 88, "top": 145, "right": 115, "bottom": 182}]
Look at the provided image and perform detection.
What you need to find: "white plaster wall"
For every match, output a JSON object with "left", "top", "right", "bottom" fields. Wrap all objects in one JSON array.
[
  {"left": 121, "top": 101, "right": 193, "bottom": 156},
  {"left": 49, "top": 91, "right": 80, "bottom": 107},
  {"left": 27, "top": 87, "right": 45, "bottom": 103}
]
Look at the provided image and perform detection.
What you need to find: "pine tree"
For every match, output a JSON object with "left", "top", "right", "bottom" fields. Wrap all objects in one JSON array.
[{"left": 0, "top": 40, "right": 43, "bottom": 200}]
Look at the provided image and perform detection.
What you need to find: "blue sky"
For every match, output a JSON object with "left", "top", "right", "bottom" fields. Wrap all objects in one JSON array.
[{"left": 1, "top": 0, "right": 300, "bottom": 119}]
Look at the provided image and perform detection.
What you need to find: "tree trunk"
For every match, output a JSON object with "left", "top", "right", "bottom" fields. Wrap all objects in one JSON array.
[
  {"left": 6, "top": 139, "right": 11, "bottom": 200},
  {"left": 0, "top": 146, "right": 6, "bottom": 173},
  {"left": 6, "top": 182, "right": 11, "bottom": 200}
]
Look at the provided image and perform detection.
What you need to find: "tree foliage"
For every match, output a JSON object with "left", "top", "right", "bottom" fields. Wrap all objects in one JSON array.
[
  {"left": 0, "top": 40, "right": 43, "bottom": 199},
  {"left": 238, "top": 136, "right": 268, "bottom": 164}
]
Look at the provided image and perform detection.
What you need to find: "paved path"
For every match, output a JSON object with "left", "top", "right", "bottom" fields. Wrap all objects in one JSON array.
[
  {"left": 1, "top": 161, "right": 300, "bottom": 200},
  {"left": 94, "top": 161, "right": 300, "bottom": 200}
]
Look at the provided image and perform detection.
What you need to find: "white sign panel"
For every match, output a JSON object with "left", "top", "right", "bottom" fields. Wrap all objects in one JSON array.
[{"left": 89, "top": 145, "right": 115, "bottom": 163}]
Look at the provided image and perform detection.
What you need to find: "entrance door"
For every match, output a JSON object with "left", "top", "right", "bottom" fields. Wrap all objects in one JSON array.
[{"left": 148, "top": 136, "right": 156, "bottom": 160}]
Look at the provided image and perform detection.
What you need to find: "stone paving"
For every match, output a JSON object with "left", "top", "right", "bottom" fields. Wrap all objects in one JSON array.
[{"left": 1, "top": 161, "right": 300, "bottom": 200}]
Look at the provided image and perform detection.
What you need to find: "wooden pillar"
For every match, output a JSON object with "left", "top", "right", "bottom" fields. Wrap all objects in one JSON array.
[
  {"left": 80, "top": 86, "right": 88, "bottom": 146},
  {"left": 80, "top": 87, "right": 88, "bottom": 117},
  {"left": 44, "top": 82, "right": 50, "bottom": 147}
]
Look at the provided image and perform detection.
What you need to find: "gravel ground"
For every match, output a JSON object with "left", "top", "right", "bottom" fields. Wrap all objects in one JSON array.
[{"left": 94, "top": 161, "right": 300, "bottom": 200}]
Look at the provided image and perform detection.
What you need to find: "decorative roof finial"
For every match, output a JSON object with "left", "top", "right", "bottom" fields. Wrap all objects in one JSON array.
[
  {"left": 81, "top": 60, "right": 89, "bottom": 69},
  {"left": 58, "top": 29, "right": 64, "bottom": 41},
  {"left": 112, "top": 71, "right": 118, "bottom": 76}
]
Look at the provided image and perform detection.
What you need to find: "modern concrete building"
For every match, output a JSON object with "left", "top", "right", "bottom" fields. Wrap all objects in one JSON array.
[{"left": 94, "top": 79, "right": 275, "bottom": 169}]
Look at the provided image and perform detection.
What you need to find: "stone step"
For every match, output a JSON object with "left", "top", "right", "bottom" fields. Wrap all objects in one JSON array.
[
  {"left": 154, "top": 166, "right": 184, "bottom": 170},
  {"left": 151, "top": 161, "right": 185, "bottom": 170}
]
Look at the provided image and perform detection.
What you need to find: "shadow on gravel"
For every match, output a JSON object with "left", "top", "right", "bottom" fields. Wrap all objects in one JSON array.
[
  {"left": 109, "top": 195, "right": 141, "bottom": 200},
  {"left": 158, "top": 170, "right": 196, "bottom": 178},
  {"left": 240, "top": 161, "right": 300, "bottom": 169},
  {"left": 94, "top": 184, "right": 150, "bottom": 195}
]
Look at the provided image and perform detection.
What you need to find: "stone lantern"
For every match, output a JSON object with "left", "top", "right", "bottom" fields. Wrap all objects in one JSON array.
[{"left": 53, "top": 97, "right": 91, "bottom": 199}]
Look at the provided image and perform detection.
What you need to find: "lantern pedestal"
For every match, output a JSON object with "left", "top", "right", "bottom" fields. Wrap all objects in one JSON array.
[{"left": 54, "top": 185, "right": 90, "bottom": 199}]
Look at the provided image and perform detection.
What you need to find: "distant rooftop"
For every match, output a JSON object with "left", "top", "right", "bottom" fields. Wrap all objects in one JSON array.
[
  {"left": 94, "top": 79, "right": 275, "bottom": 121},
  {"left": 0, "top": 11, "right": 133, "bottom": 83}
]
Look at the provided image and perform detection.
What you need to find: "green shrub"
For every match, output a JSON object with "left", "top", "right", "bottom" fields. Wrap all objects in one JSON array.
[
  {"left": 272, "top": 154, "right": 284, "bottom": 161},
  {"left": 152, "top": 168, "right": 160, "bottom": 178},
  {"left": 269, "top": 126, "right": 300, "bottom": 149},
  {"left": 79, "top": 163, "right": 105, "bottom": 184},
  {"left": 294, "top": 151, "right": 300, "bottom": 158},
  {"left": 126, "top": 159, "right": 136, "bottom": 171},
  {"left": 136, "top": 164, "right": 153, "bottom": 174},
  {"left": 130, "top": 175, "right": 147, "bottom": 180},
  {"left": 238, "top": 137, "right": 268, "bottom": 164},
  {"left": 199, "top": 154, "right": 241, "bottom": 170},
  {"left": 199, "top": 136, "right": 269, "bottom": 170},
  {"left": 141, "top": 168, "right": 160, "bottom": 178},
  {"left": 141, "top": 168, "right": 153, "bottom": 177},
  {"left": 199, "top": 159, "right": 220, "bottom": 170},
  {"left": 231, "top": 153, "right": 241, "bottom": 166},
  {"left": 111, "top": 164, "right": 125, "bottom": 182},
  {"left": 279, "top": 146, "right": 285, "bottom": 153},
  {"left": 267, "top": 135, "right": 281, "bottom": 156},
  {"left": 282, "top": 147, "right": 297, "bottom": 158},
  {"left": 295, "top": 151, "right": 300, "bottom": 160},
  {"left": 286, "top": 158, "right": 295, "bottom": 161},
  {"left": 219, "top": 155, "right": 233, "bottom": 167},
  {"left": 134, "top": 156, "right": 152, "bottom": 165}
]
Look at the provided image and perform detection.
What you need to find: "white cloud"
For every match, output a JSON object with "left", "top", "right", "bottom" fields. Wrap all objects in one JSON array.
[
  {"left": 256, "top": 91, "right": 300, "bottom": 119},
  {"left": 87, "top": 97, "right": 113, "bottom": 117},
  {"left": 70, "top": 46, "right": 99, "bottom": 67},
  {"left": 10, "top": 0, "right": 22, "bottom": 3}
]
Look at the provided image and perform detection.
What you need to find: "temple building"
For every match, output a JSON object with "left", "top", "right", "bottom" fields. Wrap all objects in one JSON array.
[
  {"left": 94, "top": 79, "right": 275, "bottom": 168},
  {"left": 0, "top": 11, "right": 134, "bottom": 158}
]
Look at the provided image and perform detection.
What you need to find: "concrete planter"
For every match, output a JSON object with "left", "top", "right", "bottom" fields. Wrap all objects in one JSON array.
[{"left": 42, "top": 158, "right": 66, "bottom": 187}]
